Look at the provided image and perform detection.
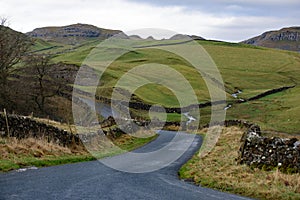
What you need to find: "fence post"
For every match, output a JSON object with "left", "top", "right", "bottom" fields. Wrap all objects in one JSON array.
[{"left": 3, "top": 109, "right": 10, "bottom": 137}]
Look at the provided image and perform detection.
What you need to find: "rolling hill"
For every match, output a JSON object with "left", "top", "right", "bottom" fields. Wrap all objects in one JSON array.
[
  {"left": 31, "top": 27, "right": 300, "bottom": 133},
  {"left": 3, "top": 23, "right": 300, "bottom": 134}
]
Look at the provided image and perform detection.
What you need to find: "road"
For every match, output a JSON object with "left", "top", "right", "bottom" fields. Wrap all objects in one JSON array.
[{"left": 0, "top": 131, "right": 251, "bottom": 200}]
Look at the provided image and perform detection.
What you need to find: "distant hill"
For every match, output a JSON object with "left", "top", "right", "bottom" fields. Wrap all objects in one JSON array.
[
  {"left": 169, "top": 34, "right": 205, "bottom": 40},
  {"left": 128, "top": 35, "right": 142, "bottom": 40},
  {"left": 26, "top": 23, "right": 124, "bottom": 44},
  {"left": 26, "top": 23, "right": 207, "bottom": 45},
  {"left": 188, "top": 35, "right": 205, "bottom": 40},
  {"left": 242, "top": 27, "right": 300, "bottom": 52}
]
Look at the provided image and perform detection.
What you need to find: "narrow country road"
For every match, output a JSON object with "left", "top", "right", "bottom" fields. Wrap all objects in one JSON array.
[{"left": 0, "top": 131, "right": 252, "bottom": 200}]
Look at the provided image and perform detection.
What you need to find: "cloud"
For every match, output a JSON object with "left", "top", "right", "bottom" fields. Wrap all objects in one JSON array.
[
  {"left": 214, "top": 0, "right": 300, "bottom": 5},
  {"left": 0, "top": 0, "right": 299, "bottom": 42}
]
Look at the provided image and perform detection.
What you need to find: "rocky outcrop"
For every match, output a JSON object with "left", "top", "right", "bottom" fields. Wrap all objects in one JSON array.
[
  {"left": 242, "top": 27, "right": 300, "bottom": 52},
  {"left": 238, "top": 124, "right": 300, "bottom": 173},
  {"left": 27, "top": 23, "right": 124, "bottom": 44},
  {"left": 268, "top": 31, "right": 300, "bottom": 42}
]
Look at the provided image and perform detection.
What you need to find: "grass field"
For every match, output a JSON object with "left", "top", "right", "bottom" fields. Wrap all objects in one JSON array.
[
  {"left": 31, "top": 36, "right": 300, "bottom": 133},
  {"left": 226, "top": 86, "right": 300, "bottom": 134},
  {"left": 32, "top": 37, "right": 300, "bottom": 134},
  {"left": 110, "top": 41, "right": 300, "bottom": 134}
]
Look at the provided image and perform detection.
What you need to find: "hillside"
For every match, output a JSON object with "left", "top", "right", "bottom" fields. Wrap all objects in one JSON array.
[
  {"left": 45, "top": 32, "right": 300, "bottom": 134},
  {"left": 26, "top": 27, "right": 300, "bottom": 133},
  {"left": 2, "top": 24, "right": 300, "bottom": 134},
  {"left": 26, "top": 23, "right": 124, "bottom": 45},
  {"left": 242, "top": 27, "right": 300, "bottom": 52}
]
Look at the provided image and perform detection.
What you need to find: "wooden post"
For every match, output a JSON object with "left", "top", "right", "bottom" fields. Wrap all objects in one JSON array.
[
  {"left": 68, "top": 120, "right": 73, "bottom": 134},
  {"left": 3, "top": 109, "right": 10, "bottom": 137}
]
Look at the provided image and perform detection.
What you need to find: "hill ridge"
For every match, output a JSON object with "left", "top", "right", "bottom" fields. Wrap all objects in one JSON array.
[
  {"left": 242, "top": 26, "right": 300, "bottom": 52},
  {"left": 26, "top": 23, "right": 124, "bottom": 44}
]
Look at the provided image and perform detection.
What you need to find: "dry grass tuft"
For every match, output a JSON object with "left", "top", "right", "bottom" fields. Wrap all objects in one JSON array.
[
  {"left": 0, "top": 128, "right": 157, "bottom": 171},
  {"left": 0, "top": 136, "right": 92, "bottom": 172},
  {"left": 163, "top": 125, "right": 180, "bottom": 131},
  {"left": 179, "top": 126, "right": 300, "bottom": 200},
  {"left": 0, "top": 137, "right": 81, "bottom": 159}
]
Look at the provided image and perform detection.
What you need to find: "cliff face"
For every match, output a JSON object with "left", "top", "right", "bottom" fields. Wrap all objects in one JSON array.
[
  {"left": 242, "top": 27, "right": 300, "bottom": 52},
  {"left": 26, "top": 23, "right": 123, "bottom": 44}
]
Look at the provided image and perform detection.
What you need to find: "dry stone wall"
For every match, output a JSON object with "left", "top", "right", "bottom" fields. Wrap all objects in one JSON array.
[
  {"left": 0, "top": 113, "right": 83, "bottom": 147},
  {"left": 238, "top": 123, "right": 300, "bottom": 173}
]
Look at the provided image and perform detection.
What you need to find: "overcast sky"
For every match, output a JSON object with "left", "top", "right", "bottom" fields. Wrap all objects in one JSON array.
[{"left": 1, "top": 0, "right": 299, "bottom": 42}]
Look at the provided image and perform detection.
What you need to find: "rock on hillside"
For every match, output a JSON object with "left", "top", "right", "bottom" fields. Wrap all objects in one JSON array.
[
  {"left": 26, "top": 23, "right": 124, "bottom": 44},
  {"left": 242, "top": 27, "right": 300, "bottom": 52}
]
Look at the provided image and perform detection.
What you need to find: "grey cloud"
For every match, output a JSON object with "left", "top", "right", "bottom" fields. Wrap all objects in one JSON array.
[{"left": 0, "top": 0, "right": 299, "bottom": 42}]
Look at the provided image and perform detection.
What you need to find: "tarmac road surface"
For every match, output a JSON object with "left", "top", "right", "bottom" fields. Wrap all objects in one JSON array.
[{"left": 0, "top": 131, "right": 252, "bottom": 200}]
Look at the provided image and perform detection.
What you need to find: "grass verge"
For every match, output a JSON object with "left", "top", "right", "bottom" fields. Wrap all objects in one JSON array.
[
  {"left": 0, "top": 133, "right": 157, "bottom": 172},
  {"left": 179, "top": 126, "right": 300, "bottom": 200}
]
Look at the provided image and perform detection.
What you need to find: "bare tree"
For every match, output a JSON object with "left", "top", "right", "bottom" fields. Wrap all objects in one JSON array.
[
  {"left": 0, "top": 18, "right": 32, "bottom": 110},
  {"left": 0, "top": 19, "right": 31, "bottom": 84},
  {"left": 21, "top": 54, "right": 65, "bottom": 114},
  {"left": 0, "top": 17, "right": 8, "bottom": 26}
]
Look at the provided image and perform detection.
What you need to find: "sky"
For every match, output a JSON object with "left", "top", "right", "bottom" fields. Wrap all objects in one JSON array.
[{"left": 0, "top": 0, "right": 299, "bottom": 42}]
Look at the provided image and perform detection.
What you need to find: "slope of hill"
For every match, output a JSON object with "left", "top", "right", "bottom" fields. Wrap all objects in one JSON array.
[
  {"left": 26, "top": 23, "right": 123, "bottom": 45},
  {"left": 25, "top": 26, "right": 300, "bottom": 133},
  {"left": 242, "top": 27, "right": 300, "bottom": 52},
  {"left": 3, "top": 23, "right": 300, "bottom": 134},
  {"left": 76, "top": 39, "right": 300, "bottom": 133}
]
